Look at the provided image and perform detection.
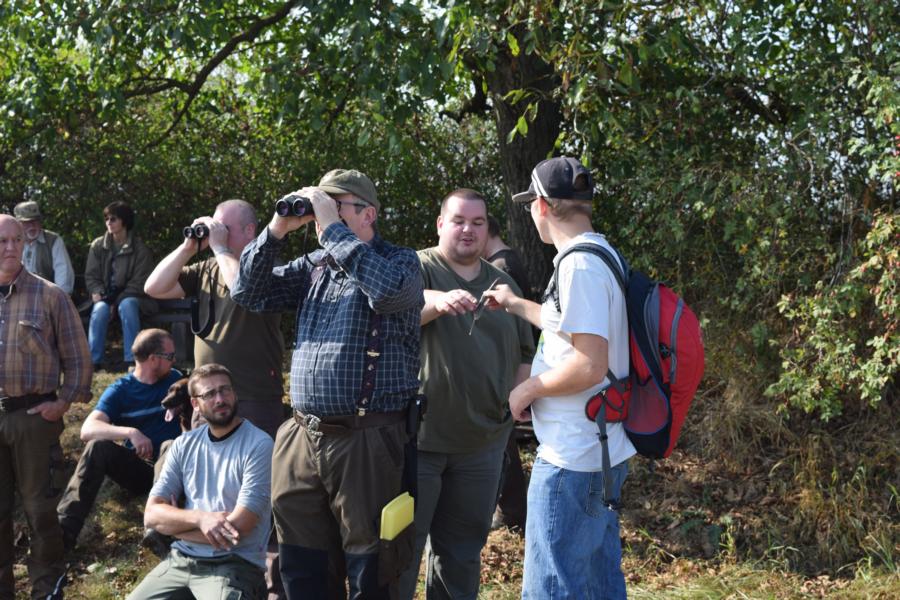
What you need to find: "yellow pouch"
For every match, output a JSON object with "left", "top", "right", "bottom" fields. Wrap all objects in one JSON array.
[{"left": 380, "top": 492, "right": 414, "bottom": 540}]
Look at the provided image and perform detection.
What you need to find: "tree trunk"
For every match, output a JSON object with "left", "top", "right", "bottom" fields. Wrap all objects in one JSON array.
[{"left": 483, "top": 39, "right": 562, "bottom": 297}]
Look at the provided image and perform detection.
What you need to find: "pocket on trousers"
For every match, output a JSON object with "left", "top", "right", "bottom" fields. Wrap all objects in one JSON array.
[
  {"left": 375, "top": 425, "right": 404, "bottom": 470},
  {"left": 377, "top": 522, "right": 415, "bottom": 587},
  {"left": 47, "top": 441, "right": 67, "bottom": 498},
  {"left": 219, "top": 566, "right": 265, "bottom": 600},
  {"left": 585, "top": 465, "right": 626, "bottom": 519}
]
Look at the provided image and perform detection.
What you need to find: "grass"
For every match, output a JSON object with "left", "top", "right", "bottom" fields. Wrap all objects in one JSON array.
[{"left": 12, "top": 365, "right": 900, "bottom": 598}]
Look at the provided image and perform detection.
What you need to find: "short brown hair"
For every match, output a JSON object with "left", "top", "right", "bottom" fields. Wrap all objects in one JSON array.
[
  {"left": 188, "top": 363, "right": 234, "bottom": 397},
  {"left": 547, "top": 198, "right": 592, "bottom": 221},
  {"left": 132, "top": 328, "right": 173, "bottom": 362},
  {"left": 440, "top": 188, "right": 486, "bottom": 216}
]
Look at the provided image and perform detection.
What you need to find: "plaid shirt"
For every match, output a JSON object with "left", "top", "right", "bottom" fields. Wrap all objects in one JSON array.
[
  {"left": 231, "top": 223, "right": 423, "bottom": 416},
  {"left": 0, "top": 268, "right": 92, "bottom": 403}
]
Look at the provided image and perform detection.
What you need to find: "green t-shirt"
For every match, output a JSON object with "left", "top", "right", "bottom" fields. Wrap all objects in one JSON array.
[
  {"left": 179, "top": 258, "right": 285, "bottom": 403},
  {"left": 417, "top": 247, "right": 536, "bottom": 453}
]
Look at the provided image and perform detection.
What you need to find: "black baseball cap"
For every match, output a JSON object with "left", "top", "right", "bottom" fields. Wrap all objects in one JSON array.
[{"left": 512, "top": 157, "right": 594, "bottom": 204}]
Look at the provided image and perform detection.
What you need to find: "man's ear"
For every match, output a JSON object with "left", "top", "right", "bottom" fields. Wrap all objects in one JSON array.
[
  {"left": 364, "top": 206, "right": 377, "bottom": 227},
  {"left": 190, "top": 397, "right": 201, "bottom": 411},
  {"left": 436, "top": 214, "right": 443, "bottom": 233},
  {"left": 536, "top": 196, "right": 550, "bottom": 216}
]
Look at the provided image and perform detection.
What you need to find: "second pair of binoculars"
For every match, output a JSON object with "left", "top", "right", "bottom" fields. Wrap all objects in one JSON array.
[
  {"left": 183, "top": 223, "right": 210, "bottom": 239},
  {"left": 275, "top": 193, "right": 314, "bottom": 217}
]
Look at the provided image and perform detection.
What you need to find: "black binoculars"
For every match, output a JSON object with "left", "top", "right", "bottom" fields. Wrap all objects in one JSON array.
[
  {"left": 275, "top": 194, "right": 313, "bottom": 217},
  {"left": 183, "top": 224, "right": 210, "bottom": 239}
]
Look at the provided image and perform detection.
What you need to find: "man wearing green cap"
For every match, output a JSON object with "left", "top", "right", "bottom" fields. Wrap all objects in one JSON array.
[
  {"left": 13, "top": 200, "right": 75, "bottom": 294},
  {"left": 232, "top": 169, "right": 423, "bottom": 599}
]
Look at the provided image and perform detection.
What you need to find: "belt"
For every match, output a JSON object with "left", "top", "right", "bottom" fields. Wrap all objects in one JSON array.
[
  {"left": 0, "top": 392, "right": 57, "bottom": 413},
  {"left": 293, "top": 410, "right": 405, "bottom": 436}
]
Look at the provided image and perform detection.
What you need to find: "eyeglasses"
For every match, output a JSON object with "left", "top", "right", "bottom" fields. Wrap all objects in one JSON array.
[
  {"left": 193, "top": 384, "right": 234, "bottom": 402},
  {"left": 336, "top": 200, "right": 369, "bottom": 212},
  {"left": 521, "top": 200, "right": 535, "bottom": 213},
  {"left": 154, "top": 351, "right": 176, "bottom": 361}
]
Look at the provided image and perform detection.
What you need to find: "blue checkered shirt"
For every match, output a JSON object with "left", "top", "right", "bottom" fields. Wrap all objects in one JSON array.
[{"left": 231, "top": 224, "right": 423, "bottom": 416}]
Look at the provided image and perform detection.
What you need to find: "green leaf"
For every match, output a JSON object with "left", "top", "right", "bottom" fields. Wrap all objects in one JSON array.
[{"left": 507, "top": 32, "right": 520, "bottom": 57}]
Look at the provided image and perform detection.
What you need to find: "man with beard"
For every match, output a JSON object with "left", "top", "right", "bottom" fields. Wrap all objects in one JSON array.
[
  {"left": 127, "top": 364, "right": 274, "bottom": 599},
  {"left": 397, "top": 189, "right": 534, "bottom": 599},
  {"left": 13, "top": 200, "right": 75, "bottom": 295}
]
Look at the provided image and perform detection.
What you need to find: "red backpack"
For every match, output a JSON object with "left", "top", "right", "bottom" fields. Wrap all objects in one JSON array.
[{"left": 549, "top": 243, "right": 705, "bottom": 505}]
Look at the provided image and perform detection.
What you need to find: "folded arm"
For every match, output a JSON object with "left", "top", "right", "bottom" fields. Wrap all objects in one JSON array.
[{"left": 144, "top": 497, "right": 260, "bottom": 551}]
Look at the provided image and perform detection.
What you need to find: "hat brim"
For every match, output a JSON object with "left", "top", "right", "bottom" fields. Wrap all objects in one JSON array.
[
  {"left": 512, "top": 191, "right": 536, "bottom": 204},
  {"left": 317, "top": 184, "right": 376, "bottom": 207}
]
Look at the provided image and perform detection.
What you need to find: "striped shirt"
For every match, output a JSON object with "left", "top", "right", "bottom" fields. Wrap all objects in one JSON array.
[
  {"left": 0, "top": 267, "right": 92, "bottom": 403},
  {"left": 231, "top": 223, "right": 423, "bottom": 416}
]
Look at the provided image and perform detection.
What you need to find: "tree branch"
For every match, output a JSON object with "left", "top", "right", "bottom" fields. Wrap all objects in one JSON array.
[
  {"left": 142, "top": 0, "right": 301, "bottom": 149},
  {"left": 440, "top": 74, "right": 490, "bottom": 121}
]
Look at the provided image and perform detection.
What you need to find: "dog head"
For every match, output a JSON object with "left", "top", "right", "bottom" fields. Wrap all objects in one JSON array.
[{"left": 161, "top": 377, "right": 192, "bottom": 431}]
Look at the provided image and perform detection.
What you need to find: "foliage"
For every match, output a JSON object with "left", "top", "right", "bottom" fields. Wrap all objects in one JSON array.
[
  {"left": 1, "top": 0, "right": 898, "bottom": 577},
  {"left": 768, "top": 211, "right": 899, "bottom": 418},
  {"left": 489, "top": 0, "right": 899, "bottom": 419}
]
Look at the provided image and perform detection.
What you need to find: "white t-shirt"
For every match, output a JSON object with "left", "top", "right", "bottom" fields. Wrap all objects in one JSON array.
[{"left": 530, "top": 232, "right": 636, "bottom": 471}]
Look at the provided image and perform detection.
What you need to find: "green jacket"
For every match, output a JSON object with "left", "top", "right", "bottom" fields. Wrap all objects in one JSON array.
[{"left": 84, "top": 230, "right": 157, "bottom": 315}]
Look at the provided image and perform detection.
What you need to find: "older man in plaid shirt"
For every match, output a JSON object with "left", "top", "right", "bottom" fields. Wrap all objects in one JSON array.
[
  {"left": 0, "top": 214, "right": 92, "bottom": 599},
  {"left": 231, "top": 169, "right": 423, "bottom": 599}
]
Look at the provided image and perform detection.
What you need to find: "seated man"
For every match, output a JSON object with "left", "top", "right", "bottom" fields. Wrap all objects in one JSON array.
[
  {"left": 57, "top": 328, "right": 183, "bottom": 550},
  {"left": 127, "top": 364, "right": 274, "bottom": 600}
]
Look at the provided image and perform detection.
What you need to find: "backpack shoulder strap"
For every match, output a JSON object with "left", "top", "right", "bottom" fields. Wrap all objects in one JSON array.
[{"left": 549, "top": 243, "right": 628, "bottom": 312}]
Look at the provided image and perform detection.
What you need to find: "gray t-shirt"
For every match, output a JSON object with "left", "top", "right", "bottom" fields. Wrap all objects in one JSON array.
[{"left": 150, "top": 420, "right": 274, "bottom": 568}]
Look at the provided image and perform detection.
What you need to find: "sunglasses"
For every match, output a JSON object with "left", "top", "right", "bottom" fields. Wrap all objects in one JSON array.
[{"left": 154, "top": 351, "right": 176, "bottom": 361}]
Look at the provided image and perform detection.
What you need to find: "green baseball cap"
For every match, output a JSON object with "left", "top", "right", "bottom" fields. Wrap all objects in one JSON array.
[{"left": 317, "top": 169, "right": 379, "bottom": 211}]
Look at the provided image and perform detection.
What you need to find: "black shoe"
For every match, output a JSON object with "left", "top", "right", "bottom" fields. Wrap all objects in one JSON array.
[{"left": 141, "top": 528, "right": 173, "bottom": 558}]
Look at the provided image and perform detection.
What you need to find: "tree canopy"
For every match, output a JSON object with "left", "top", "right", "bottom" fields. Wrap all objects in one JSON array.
[
  {"left": 1, "top": 0, "right": 897, "bottom": 572},
  {"left": 1, "top": 0, "right": 897, "bottom": 452}
]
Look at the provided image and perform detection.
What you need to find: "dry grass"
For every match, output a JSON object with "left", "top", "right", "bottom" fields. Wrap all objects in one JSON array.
[{"left": 12, "top": 366, "right": 900, "bottom": 598}]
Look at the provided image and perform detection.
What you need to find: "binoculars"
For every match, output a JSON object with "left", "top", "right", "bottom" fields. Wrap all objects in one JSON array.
[
  {"left": 275, "top": 194, "right": 313, "bottom": 217},
  {"left": 183, "top": 224, "right": 210, "bottom": 239}
]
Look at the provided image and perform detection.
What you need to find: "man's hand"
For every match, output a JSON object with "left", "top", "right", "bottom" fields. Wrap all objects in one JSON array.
[
  {"left": 204, "top": 217, "right": 230, "bottom": 253},
  {"left": 27, "top": 398, "right": 70, "bottom": 422},
  {"left": 434, "top": 289, "right": 479, "bottom": 316},
  {"left": 182, "top": 215, "right": 227, "bottom": 254},
  {"left": 484, "top": 284, "right": 543, "bottom": 329},
  {"left": 198, "top": 511, "right": 241, "bottom": 551},
  {"left": 127, "top": 428, "right": 154, "bottom": 461},
  {"left": 307, "top": 188, "right": 341, "bottom": 230},
  {"left": 268, "top": 187, "right": 320, "bottom": 239},
  {"left": 509, "top": 381, "right": 536, "bottom": 422},
  {"left": 483, "top": 284, "right": 518, "bottom": 312}
]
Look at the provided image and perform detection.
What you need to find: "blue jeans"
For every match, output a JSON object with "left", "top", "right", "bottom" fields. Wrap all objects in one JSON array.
[
  {"left": 523, "top": 458, "right": 629, "bottom": 600},
  {"left": 89, "top": 297, "right": 140, "bottom": 363}
]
